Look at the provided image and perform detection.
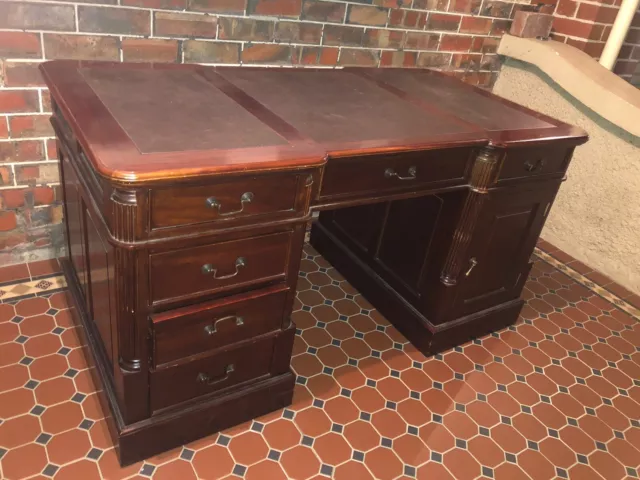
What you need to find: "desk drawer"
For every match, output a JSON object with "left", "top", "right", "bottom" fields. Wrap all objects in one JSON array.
[
  {"left": 151, "top": 285, "right": 289, "bottom": 366},
  {"left": 150, "top": 335, "right": 275, "bottom": 411},
  {"left": 150, "top": 174, "right": 301, "bottom": 229},
  {"left": 150, "top": 231, "right": 292, "bottom": 304},
  {"left": 319, "top": 147, "right": 472, "bottom": 199},
  {"left": 499, "top": 147, "right": 570, "bottom": 181}
]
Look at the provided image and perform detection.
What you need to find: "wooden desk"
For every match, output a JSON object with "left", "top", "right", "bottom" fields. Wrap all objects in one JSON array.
[{"left": 40, "top": 60, "right": 588, "bottom": 465}]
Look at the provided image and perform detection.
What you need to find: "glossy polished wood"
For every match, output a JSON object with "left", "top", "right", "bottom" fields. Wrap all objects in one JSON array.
[{"left": 42, "top": 61, "right": 588, "bottom": 466}]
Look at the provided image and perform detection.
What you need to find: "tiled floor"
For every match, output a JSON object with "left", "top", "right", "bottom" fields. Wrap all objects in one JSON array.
[{"left": 0, "top": 242, "right": 639, "bottom": 480}]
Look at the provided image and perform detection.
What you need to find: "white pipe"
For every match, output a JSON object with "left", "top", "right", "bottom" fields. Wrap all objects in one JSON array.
[{"left": 599, "top": 0, "right": 640, "bottom": 69}]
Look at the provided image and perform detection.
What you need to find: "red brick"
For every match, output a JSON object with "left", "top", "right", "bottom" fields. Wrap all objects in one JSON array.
[
  {"left": 122, "top": 38, "right": 179, "bottom": 63},
  {"left": 481, "top": 37, "right": 500, "bottom": 53},
  {"left": 0, "top": 91, "right": 39, "bottom": 114},
  {"left": 15, "top": 164, "right": 59, "bottom": 185},
  {"left": 241, "top": 44, "right": 293, "bottom": 64},
  {"left": 46, "top": 139, "right": 57, "bottom": 160},
  {"left": 122, "top": 0, "right": 187, "bottom": 8},
  {"left": 510, "top": 11, "right": 553, "bottom": 38},
  {"left": 32, "top": 186, "right": 56, "bottom": 206},
  {"left": 625, "top": 27, "right": 640, "bottom": 44},
  {"left": 0, "top": 212, "right": 18, "bottom": 232},
  {"left": 427, "top": 13, "right": 461, "bottom": 31},
  {"left": 78, "top": 6, "right": 150, "bottom": 35},
  {"left": 43, "top": 34, "right": 120, "bottom": 61},
  {"left": 460, "top": 17, "right": 492, "bottom": 34},
  {"left": 0, "top": 167, "right": 13, "bottom": 186},
  {"left": 183, "top": 41, "right": 240, "bottom": 63},
  {"left": 347, "top": 5, "right": 388, "bottom": 26},
  {"left": 380, "top": 51, "right": 417, "bottom": 67},
  {"left": 248, "top": 0, "right": 302, "bottom": 17},
  {"left": 448, "top": 0, "right": 482, "bottom": 14},
  {"left": 0, "top": 141, "right": 46, "bottom": 163},
  {"left": 154, "top": 12, "right": 217, "bottom": 38},
  {"left": 480, "top": 53, "right": 501, "bottom": 70},
  {"left": 553, "top": 17, "right": 601, "bottom": 39},
  {"left": 379, "top": 0, "right": 411, "bottom": 6},
  {"left": 0, "top": 2, "right": 75, "bottom": 31},
  {"left": 481, "top": 0, "right": 513, "bottom": 18},
  {"left": 577, "top": 4, "right": 619, "bottom": 24},
  {"left": 404, "top": 32, "right": 439, "bottom": 50},
  {"left": 439, "top": 34, "right": 473, "bottom": 51},
  {"left": 613, "top": 59, "right": 637, "bottom": 75},
  {"left": 565, "top": 38, "right": 605, "bottom": 58},
  {"left": 618, "top": 44, "right": 633, "bottom": 59},
  {"left": 323, "top": 25, "right": 365, "bottom": 46},
  {"left": 338, "top": 48, "right": 380, "bottom": 66},
  {"left": 188, "top": 0, "right": 247, "bottom": 13},
  {"left": 451, "top": 52, "right": 482, "bottom": 69},
  {"left": 389, "top": 10, "right": 427, "bottom": 29},
  {"left": 1, "top": 189, "right": 27, "bottom": 209},
  {"left": 491, "top": 19, "right": 511, "bottom": 35},
  {"left": 2, "top": 62, "right": 44, "bottom": 88},
  {"left": 556, "top": 0, "right": 578, "bottom": 17},
  {"left": 301, "top": 0, "right": 345, "bottom": 22},
  {"left": 0, "top": 118, "right": 8, "bottom": 139},
  {"left": 9, "top": 116, "right": 52, "bottom": 139},
  {"left": 414, "top": 0, "right": 448, "bottom": 10},
  {"left": 416, "top": 51, "right": 452, "bottom": 67},
  {"left": 41, "top": 91, "right": 51, "bottom": 114},
  {"left": 275, "top": 22, "right": 323, "bottom": 44},
  {"left": 363, "top": 29, "right": 405, "bottom": 48},
  {"left": 0, "top": 32, "right": 42, "bottom": 59},
  {"left": 219, "top": 17, "right": 275, "bottom": 41},
  {"left": 295, "top": 46, "right": 339, "bottom": 66}
]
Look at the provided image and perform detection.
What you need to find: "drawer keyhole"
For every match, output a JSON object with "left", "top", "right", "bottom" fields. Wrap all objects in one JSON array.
[
  {"left": 197, "top": 364, "right": 235, "bottom": 386},
  {"left": 204, "top": 316, "right": 245, "bottom": 336},
  {"left": 202, "top": 257, "right": 246, "bottom": 280}
]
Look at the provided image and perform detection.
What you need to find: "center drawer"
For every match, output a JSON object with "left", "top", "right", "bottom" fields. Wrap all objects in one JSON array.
[
  {"left": 319, "top": 147, "right": 473, "bottom": 200},
  {"left": 150, "top": 334, "right": 275, "bottom": 412},
  {"left": 150, "top": 285, "right": 289, "bottom": 366},
  {"left": 149, "top": 231, "right": 292, "bottom": 304}
]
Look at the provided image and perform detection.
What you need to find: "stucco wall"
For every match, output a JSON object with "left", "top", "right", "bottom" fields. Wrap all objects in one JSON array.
[{"left": 494, "top": 59, "right": 640, "bottom": 294}]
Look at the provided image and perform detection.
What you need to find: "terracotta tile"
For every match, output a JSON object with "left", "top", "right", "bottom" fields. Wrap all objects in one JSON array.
[
  {"left": 0, "top": 414, "right": 41, "bottom": 448},
  {"left": 347, "top": 314, "right": 376, "bottom": 333},
  {"left": 311, "top": 304, "right": 340, "bottom": 323},
  {"left": 443, "top": 448, "right": 480, "bottom": 480},
  {"left": 607, "top": 438, "right": 640, "bottom": 467},
  {"left": 416, "top": 462, "right": 455, "bottom": 479},
  {"left": 464, "top": 371, "right": 497, "bottom": 395},
  {"left": 294, "top": 407, "right": 331, "bottom": 437},
  {"left": 314, "top": 432, "right": 352, "bottom": 465},
  {"left": 511, "top": 412, "right": 547, "bottom": 441},
  {"left": 465, "top": 400, "right": 500, "bottom": 428},
  {"left": 589, "top": 450, "right": 627, "bottom": 480},
  {"left": 380, "top": 349, "right": 412, "bottom": 371},
  {"left": 61, "top": 326, "right": 85, "bottom": 349},
  {"left": 596, "top": 404, "right": 632, "bottom": 431},
  {"left": 340, "top": 338, "right": 372, "bottom": 360},
  {"left": 0, "top": 343, "right": 24, "bottom": 367},
  {"left": 502, "top": 353, "right": 534, "bottom": 376},
  {"left": 493, "top": 462, "right": 531, "bottom": 479},
  {"left": 0, "top": 443, "right": 47, "bottom": 479},
  {"left": 334, "top": 364, "right": 366, "bottom": 390},
  {"left": 418, "top": 422, "right": 455, "bottom": 452},
  {"left": 15, "top": 297, "right": 49, "bottom": 317},
  {"left": 371, "top": 409, "right": 406, "bottom": 438},
  {"left": 88, "top": 418, "right": 114, "bottom": 450},
  {"left": 518, "top": 449, "right": 557, "bottom": 480},
  {"left": 53, "top": 308, "right": 74, "bottom": 328},
  {"left": 55, "top": 459, "right": 104, "bottom": 480},
  {"left": 334, "top": 461, "right": 375, "bottom": 480},
  {"left": 73, "top": 368, "right": 99, "bottom": 394},
  {"left": 490, "top": 424, "right": 527, "bottom": 453},
  {"left": 0, "top": 321, "right": 19, "bottom": 344},
  {"left": 560, "top": 425, "right": 597, "bottom": 454},
  {"left": 46, "top": 429, "right": 92, "bottom": 465},
  {"left": 153, "top": 459, "right": 197, "bottom": 479},
  {"left": 280, "top": 445, "right": 320, "bottom": 479},
  {"left": 325, "top": 320, "right": 354, "bottom": 340},
  {"left": 420, "top": 388, "right": 454, "bottom": 415},
  {"left": 82, "top": 392, "right": 106, "bottom": 420},
  {"left": 35, "top": 376, "right": 75, "bottom": 406},
  {"left": 48, "top": 291, "right": 69, "bottom": 310},
  {"left": 568, "top": 463, "right": 609, "bottom": 480},
  {"left": 40, "top": 402, "right": 84, "bottom": 434},
  {"left": 422, "top": 360, "right": 454, "bottom": 383},
  {"left": 292, "top": 353, "right": 323, "bottom": 377},
  {"left": 363, "top": 330, "right": 393, "bottom": 351},
  {"left": 192, "top": 444, "right": 234, "bottom": 479},
  {"left": 526, "top": 372, "right": 558, "bottom": 396},
  {"left": 27, "top": 354, "right": 68, "bottom": 381},
  {"left": 351, "top": 386, "right": 385, "bottom": 413},
  {"left": 366, "top": 446, "right": 403, "bottom": 480},
  {"left": 376, "top": 377, "right": 410, "bottom": 402},
  {"left": 324, "top": 396, "right": 359, "bottom": 425},
  {"left": 304, "top": 374, "right": 339, "bottom": 401},
  {"left": 343, "top": 420, "right": 381, "bottom": 451},
  {"left": 399, "top": 367, "right": 432, "bottom": 392},
  {"left": 301, "top": 327, "right": 331, "bottom": 348},
  {"left": 508, "top": 382, "right": 541, "bottom": 407},
  {"left": 97, "top": 448, "right": 142, "bottom": 479},
  {"left": 483, "top": 362, "right": 516, "bottom": 385},
  {"left": 467, "top": 435, "right": 504, "bottom": 467},
  {"left": 0, "top": 364, "right": 29, "bottom": 392},
  {"left": 316, "top": 345, "right": 347, "bottom": 368},
  {"left": 486, "top": 391, "right": 520, "bottom": 417},
  {"left": 552, "top": 392, "right": 587, "bottom": 418},
  {"left": 0, "top": 387, "right": 35, "bottom": 419},
  {"left": 397, "top": 398, "right": 430, "bottom": 426},
  {"left": 442, "top": 410, "right": 478, "bottom": 439},
  {"left": 559, "top": 357, "right": 591, "bottom": 379},
  {"left": 245, "top": 460, "right": 288, "bottom": 480},
  {"left": 0, "top": 263, "right": 30, "bottom": 284},
  {"left": 393, "top": 433, "right": 430, "bottom": 466},
  {"left": 24, "top": 333, "right": 62, "bottom": 358}
]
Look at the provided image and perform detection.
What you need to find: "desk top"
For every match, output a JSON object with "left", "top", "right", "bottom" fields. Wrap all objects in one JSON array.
[{"left": 40, "top": 60, "right": 587, "bottom": 184}]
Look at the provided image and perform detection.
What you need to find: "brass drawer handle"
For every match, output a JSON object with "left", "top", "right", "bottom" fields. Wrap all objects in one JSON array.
[
  {"left": 197, "top": 364, "right": 235, "bottom": 386},
  {"left": 385, "top": 166, "right": 417, "bottom": 180},
  {"left": 206, "top": 192, "right": 254, "bottom": 216},
  {"left": 465, "top": 257, "right": 478, "bottom": 277},
  {"left": 202, "top": 257, "right": 246, "bottom": 280},
  {"left": 524, "top": 158, "right": 545, "bottom": 172},
  {"left": 204, "top": 315, "right": 245, "bottom": 335}
]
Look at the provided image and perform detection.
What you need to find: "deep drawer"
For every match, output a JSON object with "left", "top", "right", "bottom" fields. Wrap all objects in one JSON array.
[
  {"left": 151, "top": 284, "right": 289, "bottom": 366},
  {"left": 150, "top": 335, "right": 275, "bottom": 411},
  {"left": 149, "top": 231, "right": 292, "bottom": 304},
  {"left": 319, "top": 147, "right": 472, "bottom": 199},
  {"left": 150, "top": 173, "right": 301, "bottom": 229},
  {"left": 499, "top": 146, "right": 570, "bottom": 181}
]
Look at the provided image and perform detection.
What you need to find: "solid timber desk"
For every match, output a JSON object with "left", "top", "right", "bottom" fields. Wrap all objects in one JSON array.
[{"left": 40, "top": 60, "right": 588, "bottom": 464}]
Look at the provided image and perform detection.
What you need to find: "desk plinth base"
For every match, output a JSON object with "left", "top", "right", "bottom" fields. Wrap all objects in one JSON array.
[
  {"left": 60, "top": 258, "right": 295, "bottom": 467},
  {"left": 310, "top": 223, "right": 523, "bottom": 355}
]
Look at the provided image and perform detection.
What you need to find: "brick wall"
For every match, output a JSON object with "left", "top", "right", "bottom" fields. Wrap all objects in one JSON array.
[
  {"left": 552, "top": 0, "right": 640, "bottom": 83},
  {"left": 0, "top": 0, "right": 539, "bottom": 265}
]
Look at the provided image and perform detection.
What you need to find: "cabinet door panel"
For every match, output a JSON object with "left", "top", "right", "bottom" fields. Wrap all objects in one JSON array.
[
  {"left": 455, "top": 183, "right": 559, "bottom": 315},
  {"left": 321, "top": 203, "right": 387, "bottom": 255}
]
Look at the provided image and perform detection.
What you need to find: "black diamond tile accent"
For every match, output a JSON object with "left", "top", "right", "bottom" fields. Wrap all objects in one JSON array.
[
  {"left": 595, "top": 441, "right": 607, "bottom": 451},
  {"left": 331, "top": 339, "right": 341, "bottom": 347},
  {"left": 433, "top": 414, "right": 443, "bottom": 423},
  {"left": 501, "top": 416, "right": 511, "bottom": 425},
  {"left": 376, "top": 325, "right": 385, "bottom": 332},
  {"left": 381, "top": 437, "right": 392, "bottom": 448},
  {"left": 57, "top": 347, "right": 71, "bottom": 355},
  {"left": 477, "top": 393, "right": 487, "bottom": 402},
  {"left": 434, "top": 382, "right": 443, "bottom": 390},
  {"left": 348, "top": 358, "right": 358, "bottom": 367},
  {"left": 341, "top": 388, "right": 351, "bottom": 397},
  {"left": 479, "top": 426, "right": 490, "bottom": 436},
  {"left": 455, "top": 403, "right": 465, "bottom": 412},
  {"left": 410, "top": 391, "right": 420, "bottom": 400},
  {"left": 15, "top": 335, "right": 28, "bottom": 344},
  {"left": 556, "top": 467, "right": 568, "bottom": 478},
  {"left": 296, "top": 377, "right": 307, "bottom": 385},
  {"left": 339, "top": 315, "right": 347, "bottom": 321},
  {"left": 371, "top": 349, "right": 380, "bottom": 357},
  {"left": 586, "top": 407, "right": 596, "bottom": 416},
  {"left": 455, "top": 372, "right": 464, "bottom": 380},
  {"left": 534, "top": 366, "right": 543, "bottom": 374},
  {"left": 393, "top": 342, "right": 403, "bottom": 350},
  {"left": 180, "top": 448, "right": 195, "bottom": 461},
  {"left": 87, "top": 448, "right": 103, "bottom": 460},
  {"left": 497, "top": 384, "right": 507, "bottom": 392},
  {"left": 30, "top": 405, "right": 45, "bottom": 416},
  {"left": 506, "top": 452, "right": 517, "bottom": 463},
  {"left": 301, "top": 435, "right": 314, "bottom": 446},
  {"left": 603, "top": 397, "right": 613, "bottom": 406},
  {"left": 302, "top": 306, "right": 311, "bottom": 312},
  {"left": 42, "top": 464, "right": 59, "bottom": 477},
  {"left": 322, "top": 367, "right": 333, "bottom": 376},
  {"left": 576, "top": 377, "right": 586, "bottom": 384},
  {"left": 516, "top": 375, "right": 526, "bottom": 382},
  {"left": 390, "top": 370, "right": 400, "bottom": 378},
  {"left": 282, "top": 409, "right": 294, "bottom": 420},
  {"left": 626, "top": 467, "right": 638, "bottom": 478},
  {"left": 494, "top": 356, "right": 503, "bottom": 363},
  {"left": 548, "top": 428, "right": 559, "bottom": 438},
  {"left": 64, "top": 368, "right": 79, "bottom": 378},
  {"left": 527, "top": 440, "right": 538, "bottom": 451},
  {"left": 386, "top": 401, "right": 396, "bottom": 410},
  {"left": 521, "top": 405, "right": 532, "bottom": 414},
  {"left": 331, "top": 423, "right": 343, "bottom": 433},
  {"left": 79, "top": 419, "right": 94, "bottom": 430},
  {"left": 71, "top": 393, "right": 86, "bottom": 403},
  {"left": 250, "top": 421, "right": 264, "bottom": 433},
  {"left": 559, "top": 386, "right": 569, "bottom": 394},
  {"left": 313, "top": 399, "right": 325, "bottom": 408},
  {"left": 408, "top": 425, "right": 419, "bottom": 435},
  {"left": 52, "top": 326, "right": 65, "bottom": 335},
  {"left": 353, "top": 450, "right": 364, "bottom": 461},
  {"left": 631, "top": 419, "right": 640, "bottom": 428},
  {"left": 567, "top": 417, "right": 578, "bottom": 426},
  {"left": 456, "top": 438, "right": 467, "bottom": 449},
  {"left": 217, "top": 434, "right": 231, "bottom": 446},
  {"left": 614, "top": 430, "right": 625, "bottom": 439},
  {"left": 360, "top": 412, "right": 371, "bottom": 421},
  {"left": 541, "top": 395, "right": 551, "bottom": 403},
  {"left": 482, "top": 466, "right": 494, "bottom": 478},
  {"left": 232, "top": 464, "right": 247, "bottom": 477},
  {"left": 366, "top": 379, "right": 376, "bottom": 388},
  {"left": 552, "top": 359, "right": 561, "bottom": 365},
  {"left": 35, "top": 433, "right": 52, "bottom": 445},
  {"left": 412, "top": 361, "right": 422, "bottom": 368},
  {"left": 577, "top": 454, "right": 589, "bottom": 464},
  {"left": 268, "top": 449, "right": 281, "bottom": 461},
  {"left": 25, "top": 379, "right": 39, "bottom": 389},
  {"left": 11, "top": 316, "right": 24, "bottom": 324},
  {"left": 19, "top": 357, "right": 34, "bottom": 366},
  {"left": 431, "top": 452, "right": 442, "bottom": 462},
  {"left": 320, "top": 464, "right": 333, "bottom": 477}
]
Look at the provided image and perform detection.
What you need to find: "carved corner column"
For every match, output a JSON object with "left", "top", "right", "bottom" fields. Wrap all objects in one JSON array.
[
  {"left": 110, "top": 187, "right": 149, "bottom": 423},
  {"left": 440, "top": 146, "right": 503, "bottom": 286}
]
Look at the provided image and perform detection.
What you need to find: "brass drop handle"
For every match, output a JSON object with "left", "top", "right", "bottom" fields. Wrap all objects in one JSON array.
[
  {"left": 197, "top": 364, "right": 235, "bottom": 386},
  {"left": 465, "top": 257, "right": 478, "bottom": 277},
  {"left": 204, "top": 316, "right": 245, "bottom": 336},
  {"left": 524, "top": 158, "right": 545, "bottom": 172},
  {"left": 385, "top": 166, "right": 417, "bottom": 181},
  {"left": 206, "top": 192, "right": 254, "bottom": 216},
  {"left": 202, "top": 257, "right": 246, "bottom": 280}
]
